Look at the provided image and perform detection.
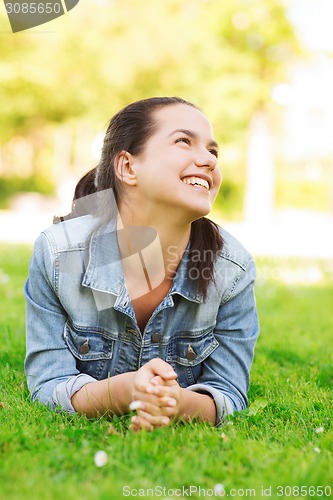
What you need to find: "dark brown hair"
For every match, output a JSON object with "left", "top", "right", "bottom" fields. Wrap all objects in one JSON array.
[
  {"left": 70, "top": 97, "right": 223, "bottom": 300},
  {"left": 96, "top": 97, "right": 196, "bottom": 204}
]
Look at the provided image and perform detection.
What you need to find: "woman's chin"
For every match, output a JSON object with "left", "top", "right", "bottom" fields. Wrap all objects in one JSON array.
[{"left": 185, "top": 201, "right": 212, "bottom": 220}]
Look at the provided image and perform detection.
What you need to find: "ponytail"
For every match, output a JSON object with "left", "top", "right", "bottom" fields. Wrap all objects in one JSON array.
[{"left": 188, "top": 217, "right": 223, "bottom": 301}]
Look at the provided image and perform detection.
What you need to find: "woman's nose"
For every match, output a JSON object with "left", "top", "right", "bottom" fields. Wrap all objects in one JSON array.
[{"left": 195, "top": 149, "right": 217, "bottom": 170}]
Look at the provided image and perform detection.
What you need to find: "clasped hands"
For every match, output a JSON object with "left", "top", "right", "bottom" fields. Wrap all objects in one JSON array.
[{"left": 129, "top": 358, "right": 181, "bottom": 432}]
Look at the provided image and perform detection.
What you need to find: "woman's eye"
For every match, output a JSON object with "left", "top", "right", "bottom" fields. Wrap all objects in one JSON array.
[
  {"left": 176, "top": 137, "right": 191, "bottom": 145},
  {"left": 209, "top": 149, "right": 219, "bottom": 158}
]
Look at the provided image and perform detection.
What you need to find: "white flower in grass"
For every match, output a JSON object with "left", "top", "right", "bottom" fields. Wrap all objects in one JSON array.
[
  {"left": 94, "top": 450, "right": 108, "bottom": 467},
  {"left": 313, "top": 447, "right": 321, "bottom": 453},
  {"left": 315, "top": 426, "right": 324, "bottom": 434},
  {"left": 214, "top": 483, "right": 225, "bottom": 495},
  {"left": 220, "top": 432, "right": 229, "bottom": 442}
]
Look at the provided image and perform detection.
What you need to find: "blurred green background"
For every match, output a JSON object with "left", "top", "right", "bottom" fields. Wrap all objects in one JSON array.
[{"left": 0, "top": 0, "right": 332, "bottom": 227}]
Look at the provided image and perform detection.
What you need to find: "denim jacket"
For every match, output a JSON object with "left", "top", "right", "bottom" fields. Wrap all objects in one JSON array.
[{"left": 24, "top": 215, "right": 259, "bottom": 425}]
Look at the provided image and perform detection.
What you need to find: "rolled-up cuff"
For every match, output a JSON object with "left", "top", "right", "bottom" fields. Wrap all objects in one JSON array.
[
  {"left": 186, "top": 383, "right": 234, "bottom": 426},
  {"left": 52, "top": 374, "right": 97, "bottom": 413}
]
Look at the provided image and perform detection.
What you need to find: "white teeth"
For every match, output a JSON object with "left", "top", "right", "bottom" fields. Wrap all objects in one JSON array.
[{"left": 182, "top": 176, "right": 210, "bottom": 190}]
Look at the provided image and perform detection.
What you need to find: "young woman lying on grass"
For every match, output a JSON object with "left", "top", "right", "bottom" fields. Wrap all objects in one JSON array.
[{"left": 25, "top": 96, "right": 259, "bottom": 431}]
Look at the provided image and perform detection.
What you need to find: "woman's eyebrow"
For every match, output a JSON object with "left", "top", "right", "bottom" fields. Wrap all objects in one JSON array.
[{"left": 168, "top": 129, "right": 219, "bottom": 150}]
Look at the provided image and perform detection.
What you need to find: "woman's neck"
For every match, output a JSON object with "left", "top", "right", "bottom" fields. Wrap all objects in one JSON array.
[{"left": 117, "top": 207, "right": 191, "bottom": 292}]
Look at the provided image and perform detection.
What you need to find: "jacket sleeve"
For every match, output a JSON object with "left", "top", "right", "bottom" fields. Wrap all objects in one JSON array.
[
  {"left": 24, "top": 233, "right": 96, "bottom": 411},
  {"left": 186, "top": 257, "right": 260, "bottom": 426}
]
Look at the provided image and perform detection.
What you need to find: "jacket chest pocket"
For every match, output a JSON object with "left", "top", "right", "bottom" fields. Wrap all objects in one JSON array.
[
  {"left": 166, "top": 329, "right": 218, "bottom": 387},
  {"left": 64, "top": 320, "right": 116, "bottom": 380}
]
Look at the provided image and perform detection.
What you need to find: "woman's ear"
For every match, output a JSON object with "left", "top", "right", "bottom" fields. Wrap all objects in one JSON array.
[{"left": 114, "top": 150, "right": 138, "bottom": 186}]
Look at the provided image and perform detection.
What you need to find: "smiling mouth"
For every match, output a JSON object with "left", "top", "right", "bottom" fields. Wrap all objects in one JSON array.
[{"left": 182, "top": 176, "right": 210, "bottom": 190}]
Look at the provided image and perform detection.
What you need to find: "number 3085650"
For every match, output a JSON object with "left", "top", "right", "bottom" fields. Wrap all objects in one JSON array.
[{"left": 5, "top": 3, "right": 62, "bottom": 14}]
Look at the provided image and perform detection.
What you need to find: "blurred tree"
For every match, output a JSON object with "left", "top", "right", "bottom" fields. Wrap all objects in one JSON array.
[
  {"left": 192, "top": 0, "right": 299, "bottom": 139},
  {"left": 0, "top": 0, "right": 299, "bottom": 215},
  {"left": 0, "top": 0, "right": 298, "bottom": 140}
]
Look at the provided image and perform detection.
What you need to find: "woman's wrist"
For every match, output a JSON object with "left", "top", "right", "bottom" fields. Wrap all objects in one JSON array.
[
  {"left": 177, "top": 388, "right": 216, "bottom": 424},
  {"left": 71, "top": 371, "right": 136, "bottom": 417}
]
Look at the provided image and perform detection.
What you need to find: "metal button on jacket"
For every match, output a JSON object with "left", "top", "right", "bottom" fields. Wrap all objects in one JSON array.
[
  {"left": 151, "top": 332, "right": 161, "bottom": 343},
  {"left": 79, "top": 340, "right": 90, "bottom": 355},
  {"left": 186, "top": 344, "right": 197, "bottom": 361}
]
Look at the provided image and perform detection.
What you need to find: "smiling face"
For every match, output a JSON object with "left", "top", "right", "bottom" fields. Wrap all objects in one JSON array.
[{"left": 119, "top": 103, "right": 222, "bottom": 224}]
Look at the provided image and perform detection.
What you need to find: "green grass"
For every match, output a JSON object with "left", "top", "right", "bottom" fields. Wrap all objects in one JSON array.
[{"left": 0, "top": 245, "right": 332, "bottom": 500}]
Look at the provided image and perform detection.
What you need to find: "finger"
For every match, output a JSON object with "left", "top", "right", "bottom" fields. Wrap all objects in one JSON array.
[
  {"left": 130, "top": 412, "right": 169, "bottom": 432},
  {"left": 145, "top": 384, "right": 175, "bottom": 397},
  {"left": 137, "top": 409, "right": 170, "bottom": 428},
  {"left": 129, "top": 421, "right": 140, "bottom": 432},
  {"left": 164, "top": 378, "right": 178, "bottom": 386},
  {"left": 130, "top": 415, "right": 153, "bottom": 432},
  {"left": 159, "top": 406, "right": 178, "bottom": 418},
  {"left": 156, "top": 397, "right": 177, "bottom": 408},
  {"left": 129, "top": 400, "right": 144, "bottom": 411},
  {"left": 144, "top": 402, "right": 178, "bottom": 419},
  {"left": 131, "top": 391, "right": 162, "bottom": 407},
  {"left": 144, "top": 384, "right": 175, "bottom": 403},
  {"left": 148, "top": 359, "right": 177, "bottom": 381},
  {"left": 145, "top": 377, "right": 178, "bottom": 396},
  {"left": 150, "top": 375, "right": 164, "bottom": 386},
  {"left": 145, "top": 383, "right": 173, "bottom": 396},
  {"left": 130, "top": 400, "right": 163, "bottom": 416},
  {"left": 141, "top": 397, "right": 177, "bottom": 418}
]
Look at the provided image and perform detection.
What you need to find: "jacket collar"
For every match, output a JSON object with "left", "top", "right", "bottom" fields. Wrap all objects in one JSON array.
[
  {"left": 169, "top": 243, "right": 204, "bottom": 303},
  {"left": 82, "top": 218, "right": 124, "bottom": 296}
]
